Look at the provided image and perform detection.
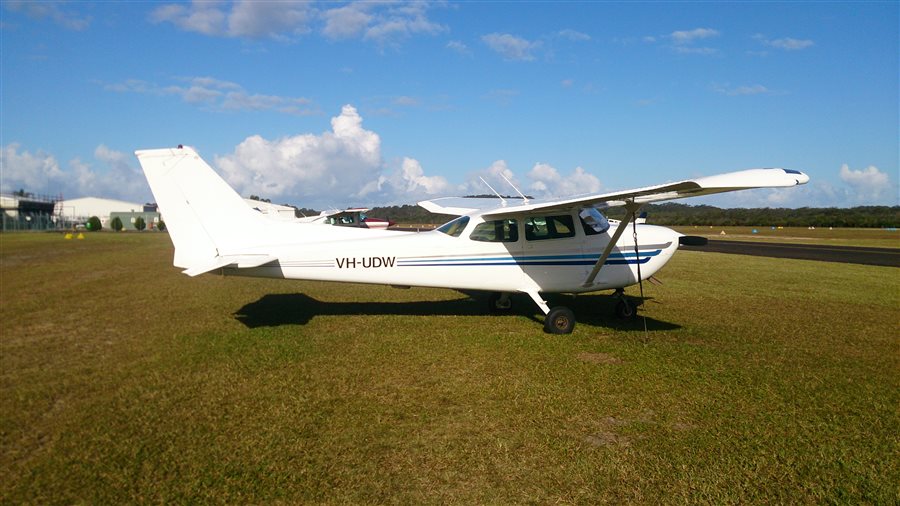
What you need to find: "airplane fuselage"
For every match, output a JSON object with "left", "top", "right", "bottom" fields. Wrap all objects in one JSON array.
[{"left": 224, "top": 212, "right": 681, "bottom": 296}]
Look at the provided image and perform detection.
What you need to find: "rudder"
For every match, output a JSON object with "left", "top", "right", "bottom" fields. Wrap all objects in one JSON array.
[{"left": 135, "top": 146, "right": 263, "bottom": 269}]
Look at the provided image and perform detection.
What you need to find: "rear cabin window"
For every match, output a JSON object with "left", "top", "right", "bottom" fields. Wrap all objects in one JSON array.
[
  {"left": 469, "top": 219, "right": 519, "bottom": 242},
  {"left": 437, "top": 216, "right": 469, "bottom": 237},
  {"left": 524, "top": 215, "right": 576, "bottom": 241}
]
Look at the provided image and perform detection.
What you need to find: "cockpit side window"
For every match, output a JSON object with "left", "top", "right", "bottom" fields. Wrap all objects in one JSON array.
[
  {"left": 579, "top": 208, "right": 610, "bottom": 235},
  {"left": 437, "top": 216, "right": 470, "bottom": 237},
  {"left": 469, "top": 219, "right": 519, "bottom": 242},
  {"left": 524, "top": 215, "right": 576, "bottom": 241}
]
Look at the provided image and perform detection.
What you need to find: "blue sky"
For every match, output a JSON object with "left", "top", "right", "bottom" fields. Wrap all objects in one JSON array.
[{"left": 2, "top": 1, "right": 897, "bottom": 209}]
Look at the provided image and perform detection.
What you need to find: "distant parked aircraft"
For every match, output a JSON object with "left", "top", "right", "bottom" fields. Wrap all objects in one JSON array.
[{"left": 298, "top": 207, "right": 394, "bottom": 229}]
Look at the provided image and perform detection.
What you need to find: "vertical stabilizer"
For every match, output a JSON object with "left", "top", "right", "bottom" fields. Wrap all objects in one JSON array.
[{"left": 135, "top": 146, "right": 264, "bottom": 269}]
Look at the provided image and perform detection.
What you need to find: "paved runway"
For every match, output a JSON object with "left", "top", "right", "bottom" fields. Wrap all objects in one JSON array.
[{"left": 680, "top": 239, "right": 899, "bottom": 267}]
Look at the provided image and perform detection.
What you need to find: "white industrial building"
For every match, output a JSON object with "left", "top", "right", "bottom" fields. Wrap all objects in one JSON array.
[
  {"left": 57, "top": 197, "right": 146, "bottom": 228},
  {"left": 51, "top": 196, "right": 298, "bottom": 230}
]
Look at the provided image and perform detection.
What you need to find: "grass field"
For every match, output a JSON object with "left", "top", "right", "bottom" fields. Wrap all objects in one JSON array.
[
  {"left": 2, "top": 232, "right": 898, "bottom": 503},
  {"left": 671, "top": 226, "right": 899, "bottom": 248}
]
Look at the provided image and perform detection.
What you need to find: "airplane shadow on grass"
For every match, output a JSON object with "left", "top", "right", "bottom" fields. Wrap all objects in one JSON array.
[{"left": 233, "top": 291, "right": 681, "bottom": 332}]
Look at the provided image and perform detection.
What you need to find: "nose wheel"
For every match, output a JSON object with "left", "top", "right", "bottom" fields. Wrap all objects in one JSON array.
[{"left": 613, "top": 288, "right": 639, "bottom": 319}]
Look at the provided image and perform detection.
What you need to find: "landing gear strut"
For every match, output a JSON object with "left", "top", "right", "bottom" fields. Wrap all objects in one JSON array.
[
  {"left": 488, "top": 292, "right": 512, "bottom": 313},
  {"left": 613, "top": 288, "right": 638, "bottom": 319}
]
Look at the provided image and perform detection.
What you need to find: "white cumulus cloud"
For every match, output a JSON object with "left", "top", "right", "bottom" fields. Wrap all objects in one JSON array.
[
  {"left": 839, "top": 164, "right": 893, "bottom": 204},
  {"left": 670, "top": 27, "right": 719, "bottom": 44},
  {"left": 229, "top": 1, "right": 312, "bottom": 38},
  {"left": 4, "top": 0, "right": 91, "bottom": 30},
  {"left": 215, "top": 105, "right": 381, "bottom": 202},
  {"left": 482, "top": 33, "right": 541, "bottom": 61},
  {"left": 459, "top": 160, "right": 602, "bottom": 199},
  {"left": 1, "top": 143, "right": 151, "bottom": 202},
  {"left": 322, "top": 4, "right": 373, "bottom": 39},
  {"left": 666, "top": 27, "right": 719, "bottom": 55},
  {"left": 754, "top": 34, "right": 814, "bottom": 51},
  {"left": 446, "top": 40, "right": 471, "bottom": 55},
  {"left": 355, "top": 157, "right": 450, "bottom": 204},
  {"left": 105, "top": 76, "right": 316, "bottom": 116},
  {"left": 527, "top": 163, "right": 602, "bottom": 197},
  {"left": 150, "top": 1, "right": 445, "bottom": 46},
  {"left": 768, "top": 37, "right": 814, "bottom": 50},
  {"left": 362, "top": 4, "right": 446, "bottom": 45},
  {"left": 0, "top": 143, "right": 66, "bottom": 192},
  {"left": 458, "top": 160, "right": 520, "bottom": 196},
  {"left": 150, "top": 0, "right": 312, "bottom": 39},
  {"left": 399, "top": 157, "right": 450, "bottom": 194},
  {"left": 712, "top": 83, "right": 774, "bottom": 96},
  {"left": 557, "top": 29, "right": 590, "bottom": 41}
]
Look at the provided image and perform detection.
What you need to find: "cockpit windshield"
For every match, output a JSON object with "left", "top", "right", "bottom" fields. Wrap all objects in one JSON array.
[
  {"left": 437, "top": 216, "right": 470, "bottom": 237},
  {"left": 579, "top": 208, "right": 610, "bottom": 235}
]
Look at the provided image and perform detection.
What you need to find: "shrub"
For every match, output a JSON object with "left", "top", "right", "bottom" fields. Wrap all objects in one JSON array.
[
  {"left": 157, "top": 220, "right": 167, "bottom": 232},
  {"left": 111, "top": 216, "right": 123, "bottom": 232},
  {"left": 86, "top": 216, "right": 101, "bottom": 231},
  {"left": 134, "top": 216, "right": 146, "bottom": 231}
]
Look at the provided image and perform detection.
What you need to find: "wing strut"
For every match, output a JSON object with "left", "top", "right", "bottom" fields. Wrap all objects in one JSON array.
[{"left": 582, "top": 202, "right": 641, "bottom": 287}]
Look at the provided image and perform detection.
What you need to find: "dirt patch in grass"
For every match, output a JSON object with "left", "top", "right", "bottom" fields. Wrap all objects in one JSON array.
[{"left": 584, "top": 432, "right": 631, "bottom": 448}]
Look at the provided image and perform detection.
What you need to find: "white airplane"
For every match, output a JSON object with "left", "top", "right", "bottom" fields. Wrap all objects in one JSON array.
[
  {"left": 135, "top": 145, "right": 809, "bottom": 333},
  {"left": 298, "top": 207, "right": 394, "bottom": 229}
]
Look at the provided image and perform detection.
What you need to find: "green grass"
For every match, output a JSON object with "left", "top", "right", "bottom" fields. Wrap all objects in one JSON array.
[
  {"left": 673, "top": 225, "right": 900, "bottom": 248},
  {"left": 2, "top": 232, "right": 898, "bottom": 503}
]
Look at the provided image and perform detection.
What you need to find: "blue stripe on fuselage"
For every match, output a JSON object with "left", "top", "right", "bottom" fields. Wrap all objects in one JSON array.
[{"left": 396, "top": 250, "right": 661, "bottom": 267}]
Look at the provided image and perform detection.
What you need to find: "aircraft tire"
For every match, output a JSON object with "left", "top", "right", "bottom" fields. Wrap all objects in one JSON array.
[
  {"left": 545, "top": 306, "right": 576, "bottom": 334},
  {"left": 615, "top": 299, "right": 636, "bottom": 319},
  {"left": 488, "top": 292, "right": 512, "bottom": 313}
]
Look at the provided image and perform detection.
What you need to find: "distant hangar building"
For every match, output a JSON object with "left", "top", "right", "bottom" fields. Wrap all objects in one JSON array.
[
  {"left": 57, "top": 197, "right": 153, "bottom": 228},
  {"left": 49, "top": 196, "right": 297, "bottom": 231},
  {"left": 3, "top": 194, "right": 299, "bottom": 232}
]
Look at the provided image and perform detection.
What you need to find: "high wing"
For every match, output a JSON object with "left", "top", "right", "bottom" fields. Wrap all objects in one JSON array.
[{"left": 419, "top": 168, "right": 809, "bottom": 217}]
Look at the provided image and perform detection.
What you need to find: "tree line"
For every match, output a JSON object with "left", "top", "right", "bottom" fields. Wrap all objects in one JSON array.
[
  {"left": 364, "top": 202, "right": 900, "bottom": 228},
  {"left": 268, "top": 196, "right": 898, "bottom": 228},
  {"left": 633, "top": 203, "right": 899, "bottom": 228}
]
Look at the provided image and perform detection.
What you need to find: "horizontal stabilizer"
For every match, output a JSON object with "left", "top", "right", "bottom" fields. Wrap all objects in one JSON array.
[{"left": 183, "top": 255, "right": 278, "bottom": 277}]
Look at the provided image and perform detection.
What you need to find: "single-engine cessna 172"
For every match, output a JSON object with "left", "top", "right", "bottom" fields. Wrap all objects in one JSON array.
[{"left": 136, "top": 146, "right": 809, "bottom": 333}]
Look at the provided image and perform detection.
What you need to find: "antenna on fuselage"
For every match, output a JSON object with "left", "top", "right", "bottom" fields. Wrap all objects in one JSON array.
[
  {"left": 500, "top": 173, "right": 529, "bottom": 204},
  {"left": 479, "top": 177, "right": 507, "bottom": 206}
]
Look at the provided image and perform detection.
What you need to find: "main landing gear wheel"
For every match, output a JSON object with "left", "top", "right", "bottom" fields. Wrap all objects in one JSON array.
[
  {"left": 488, "top": 292, "right": 512, "bottom": 313},
  {"left": 544, "top": 306, "right": 576, "bottom": 334}
]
